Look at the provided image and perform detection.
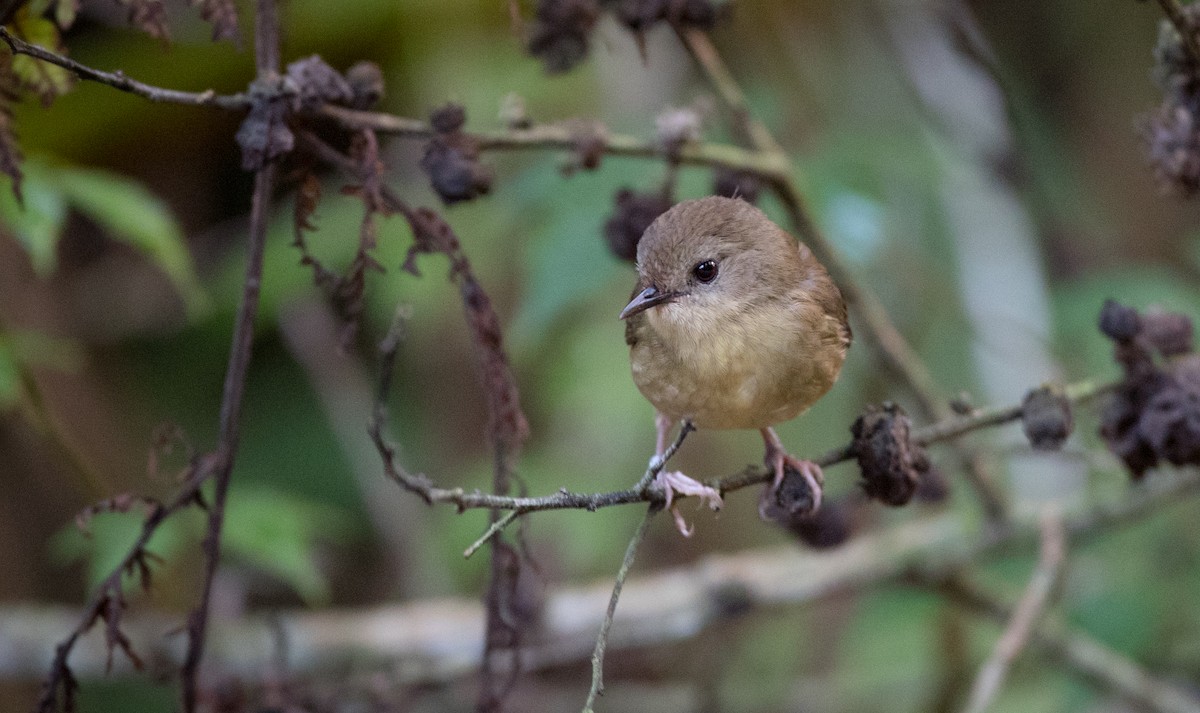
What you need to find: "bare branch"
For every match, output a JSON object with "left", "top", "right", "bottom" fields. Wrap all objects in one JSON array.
[
  {"left": 0, "top": 27, "right": 248, "bottom": 108},
  {"left": 936, "top": 576, "right": 1200, "bottom": 713},
  {"left": 961, "top": 508, "right": 1066, "bottom": 713},
  {"left": 180, "top": 2, "right": 282, "bottom": 711},
  {"left": 583, "top": 505, "right": 656, "bottom": 713},
  {"left": 318, "top": 104, "right": 789, "bottom": 177}
]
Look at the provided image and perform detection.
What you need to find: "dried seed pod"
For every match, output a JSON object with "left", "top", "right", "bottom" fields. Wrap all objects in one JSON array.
[
  {"left": 1139, "top": 356, "right": 1200, "bottom": 467},
  {"left": 1099, "top": 299, "right": 1142, "bottom": 343},
  {"left": 850, "top": 402, "right": 922, "bottom": 507},
  {"left": 603, "top": 188, "right": 673, "bottom": 261},
  {"left": 784, "top": 496, "right": 852, "bottom": 549},
  {"left": 419, "top": 105, "right": 493, "bottom": 205},
  {"left": 285, "top": 55, "right": 354, "bottom": 112},
  {"left": 1141, "top": 309, "right": 1195, "bottom": 357},
  {"left": 430, "top": 103, "right": 467, "bottom": 134},
  {"left": 527, "top": 0, "right": 599, "bottom": 74},
  {"left": 345, "top": 61, "right": 385, "bottom": 109},
  {"left": 1022, "top": 386, "right": 1074, "bottom": 451},
  {"left": 712, "top": 167, "right": 762, "bottom": 204}
]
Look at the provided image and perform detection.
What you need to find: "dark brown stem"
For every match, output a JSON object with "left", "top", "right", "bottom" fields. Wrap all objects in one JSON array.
[
  {"left": 0, "top": 27, "right": 249, "bottom": 108},
  {"left": 180, "top": 2, "right": 281, "bottom": 710}
]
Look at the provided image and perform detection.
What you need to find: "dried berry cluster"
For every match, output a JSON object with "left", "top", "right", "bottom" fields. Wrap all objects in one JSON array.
[
  {"left": 527, "top": 0, "right": 720, "bottom": 73},
  {"left": 419, "top": 104, "right": 494, "bottom": 205},
  {"left": 1098, "top": 299, "right": 1199, "bottom": 478},
  {"left": 1021, "top": 385, "right": 1074, "bottom": 450},
  {"left": 235, "top": 56, "right": 375, "bottom": 171},
  {"left": 712, "top": 167, "right": 762, "bottom": 204},
  {"left": 1144, "top": 8, "right": 1200, "bottom": 194},
  {"left": 850, "top": 402, "right": 933, "bottom": 507},
  {"left": 783, "top": 496, "right": 852, "bottom": 549},
  {"left": 603, "top": 188, "right": 674, "bottom": 261}
]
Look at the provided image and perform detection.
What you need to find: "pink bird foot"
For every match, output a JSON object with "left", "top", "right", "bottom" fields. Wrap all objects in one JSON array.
[
  {"left": 759, "top": 427, "right": 824, "bottom": 519},
  {"left": 655, "top": 469, "right": 723, "bottom": 537}
]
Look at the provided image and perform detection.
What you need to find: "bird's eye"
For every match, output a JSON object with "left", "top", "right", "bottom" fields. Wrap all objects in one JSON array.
[{"left": 692, "top": 260, "right": 718, "bottom": 283}]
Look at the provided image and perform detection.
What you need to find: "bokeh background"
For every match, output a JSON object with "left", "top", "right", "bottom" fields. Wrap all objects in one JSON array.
[{"left": 2, "top": 0, "right": 1200, "bottom": 711}]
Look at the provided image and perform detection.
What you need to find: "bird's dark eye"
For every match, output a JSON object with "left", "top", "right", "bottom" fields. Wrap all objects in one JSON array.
[{"left": 692, "top": 260, "right": 718, "bottom": 283}]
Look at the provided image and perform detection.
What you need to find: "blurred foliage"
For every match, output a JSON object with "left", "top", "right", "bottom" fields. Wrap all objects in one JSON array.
[{"left": 1, "top": 0, "right": 1200, "bottom": 712}]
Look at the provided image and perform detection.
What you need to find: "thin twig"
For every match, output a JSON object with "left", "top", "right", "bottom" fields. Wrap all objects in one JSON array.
[
  {"left": 319, "top": 105, "right": 789, "bottom": 177},
  {"left": 179, "top": 2, "right": 281, "bottom": 711},
  {"left": 0, "top": 27, "right": 249, "bottom": 108},
  {"left": 1155, "top": 0, "right": 1200, "bottom": 66},
  {"left": 464, "top": 510, "right": 521, "bottom": 559},
  {"left": 935, "top": 576, "right": 1200, "bottom": 713},
  {"left": 582, "top": 505, "right": 657, "bottom": 713},
  {"left": 675, "top": 27, "right": 784, "bottom": 156},
  {"left": 463, "top": 421, "right": 694, "bottom": 559},
  {"left": 961, "top": 508, "right": 1066, "bottom": 713}
]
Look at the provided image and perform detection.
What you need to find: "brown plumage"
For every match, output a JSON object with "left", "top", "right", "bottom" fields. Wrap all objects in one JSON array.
[{"left": 620, "top": 196, "right": 850, "bottom": 534}]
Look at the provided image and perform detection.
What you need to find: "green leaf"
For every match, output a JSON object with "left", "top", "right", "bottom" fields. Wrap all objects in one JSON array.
[
  {"left": 55, "top": 166, "right": 210, "bottom": 317},
  {"left": 9, "top": 8, "right": 73, "bottom": 102},
  {"left": 222, "top": 488, "right": 353, "bottom": 605},
  {"left": 0, "top": 160, "right": 67, "bottom": 273}
]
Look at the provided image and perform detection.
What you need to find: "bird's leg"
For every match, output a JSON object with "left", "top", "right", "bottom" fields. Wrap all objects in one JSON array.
[
  {"left": 759, "top": 426, "right": 823, "bottom": 519},
  {"left": 648, "top": 413, "right": 722, "bottom": 537}
]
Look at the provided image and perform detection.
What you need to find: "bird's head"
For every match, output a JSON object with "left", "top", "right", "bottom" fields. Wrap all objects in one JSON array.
[{"left": 619, "top": 196, "right": 798, "bottom": 324}]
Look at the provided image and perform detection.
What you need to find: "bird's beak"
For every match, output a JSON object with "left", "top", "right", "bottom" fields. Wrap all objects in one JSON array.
[{"left": 619, "top": 286, "right": 677, "bottom": 320}]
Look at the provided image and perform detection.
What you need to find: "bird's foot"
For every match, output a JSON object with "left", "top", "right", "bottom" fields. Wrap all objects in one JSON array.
[
  {"left": 758, "top": 452, "right": 824, "bottom": 521},
  {"left": 655, "top": 470, "right": 723, "bottom": 537}
]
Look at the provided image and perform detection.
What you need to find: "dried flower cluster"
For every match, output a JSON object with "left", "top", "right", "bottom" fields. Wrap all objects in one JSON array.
[
  {"left": 1145, "top": 7, "right": 1200, "bottom": 194},
  {"left": 1098, "top": 299, "right": 1199, "bottom": 478},
  {"left": 850, "top": 402, "right": 933, "bottom": 507},
  {"left": 603, "top": 188, "right": 674, "bottom": 261},
  {"left": 783, "top": 495, "right": 852, "bottom": 549},
  {"left": 1021, "top": 385, "right": 1075, "bottom": 450},
  {"left": 419, "top": 103, "right": 494, "bottom": 205}
]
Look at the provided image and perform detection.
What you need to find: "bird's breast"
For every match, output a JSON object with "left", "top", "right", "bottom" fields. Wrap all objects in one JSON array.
[{"left": 628, "top": 299, "right": 845, "bottom": 430}]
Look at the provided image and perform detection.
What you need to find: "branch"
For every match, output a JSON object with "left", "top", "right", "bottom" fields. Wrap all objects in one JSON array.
[
  {"left": 582, "top": 505, "right": 656, "bottom": 713},
  {"left": 961, "top": 508, "right": 1066, "bottom": 713},
  {"left": 318, "top": 104, "right": 789, "bottom": 177},
  {"left": 935, "top": 576, "right": 1200, "bottom": 713},
  {"left": 10, "top": 472, "right": 1199, "bottom": 691},
  {"left": 368, "top": 374, "right": 1110, "bottom": 519},
  {"left": 181, "top": 2, "right": 281, "bottom": 711},
  {"left": 0, "top": 27, "right": 249, "bottom": 109}
]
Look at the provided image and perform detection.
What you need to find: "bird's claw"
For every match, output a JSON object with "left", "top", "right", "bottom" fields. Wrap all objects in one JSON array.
[
  {"left": 759, "top": 455, "right": 824, "bottom": 521},
  {"left": 655, "top": 470, "right": 723, "bottom": 537}
]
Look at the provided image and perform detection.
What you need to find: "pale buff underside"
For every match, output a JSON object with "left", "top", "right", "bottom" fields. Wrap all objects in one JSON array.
[{"left": 629, "top": 290, "right": 847, "bottom": 430}]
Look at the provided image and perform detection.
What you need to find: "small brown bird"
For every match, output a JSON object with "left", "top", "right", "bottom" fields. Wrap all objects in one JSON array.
[{"left": 620, "top": 196, "right": 851, "bottom": 535}]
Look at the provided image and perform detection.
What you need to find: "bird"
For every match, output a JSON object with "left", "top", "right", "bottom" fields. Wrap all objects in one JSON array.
[{"left": 619, "top": 196, "right": 851, "bottom": 535}]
